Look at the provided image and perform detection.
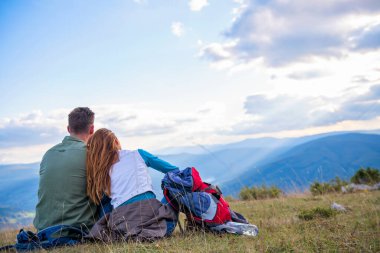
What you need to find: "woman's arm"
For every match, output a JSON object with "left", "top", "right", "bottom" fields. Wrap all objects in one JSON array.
[{"left": 138, "top": 149, "right": 179, "bottom": 173}]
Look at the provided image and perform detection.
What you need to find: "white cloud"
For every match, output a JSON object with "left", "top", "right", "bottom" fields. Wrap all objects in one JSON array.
[
  {"left": 200, "top": 40, "right": 238, "bottom": 60},
  {"left": 200, "top": 0, "right": 380, "bottom": 68},
  {"left": 0, "top": 103, "right": 235, "bottom": 163},
  {"left": 0, "top": 84, "right": 380, "bottom": 163},
  {"left": 232, "top": 0, "right": 248, "bottom": 21},
  {"left": 1, "top": 83, "right": 380, "bottom": 164},
  {"left": 189, "top": 0, "right": 209, "bottom": 12},
  {"left": 0, "top": 144, "right": 54, "bottom": 164},
  {"left": 199, "top": 37, "right": 380, "bottom": 102},
  {"left": 0, "top": 110, "right": 67, "bottom": 148},
  {"left": 225, "top": 84, "right": 380, "bottom": 135},
  {"left": 171, "top": 22, "right": 185, "bottom": 37},
  {"left": 199, "top": 40, "right": 239, "bottom": 69}
]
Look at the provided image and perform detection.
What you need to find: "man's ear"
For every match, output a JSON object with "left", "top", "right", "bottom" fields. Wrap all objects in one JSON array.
[
  {"left": 67, "top": 126, "right": 71, "bottom": 134},
  {"left": 89, "top": 125, "right": 94, "bottom": 135}
]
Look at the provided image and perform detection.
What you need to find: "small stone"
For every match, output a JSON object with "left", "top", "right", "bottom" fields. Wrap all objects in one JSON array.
[{"left": 331, "top": 202, "right": 346, "bottom": 212}]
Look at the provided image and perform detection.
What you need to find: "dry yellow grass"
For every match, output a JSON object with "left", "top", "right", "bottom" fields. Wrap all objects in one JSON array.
[{"left": 1, "top": 191, "right": 379, "bottom": 252}]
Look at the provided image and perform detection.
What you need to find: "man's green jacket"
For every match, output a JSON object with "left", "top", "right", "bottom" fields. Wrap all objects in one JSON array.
[{"left": 34, "top": 136, "right": 98, "bottom": 231}]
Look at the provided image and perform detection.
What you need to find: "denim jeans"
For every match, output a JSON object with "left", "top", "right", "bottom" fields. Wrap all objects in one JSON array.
[
  {"left": 161, "top": 197, "right": 177, "bottom": 236},
  {"left": 98, "top": 195, "right": 113, "bottom": 219}
]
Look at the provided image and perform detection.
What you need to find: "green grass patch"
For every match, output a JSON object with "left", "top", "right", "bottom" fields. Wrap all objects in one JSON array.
[
  {"left": 298, "top": 207, "right": 337, "bottom": 220},
  {"left": 239, "top": 185, "right": 282, "bottom": 200}
]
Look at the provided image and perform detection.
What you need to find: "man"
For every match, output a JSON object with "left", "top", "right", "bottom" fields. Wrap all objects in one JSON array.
[{"left": 34, "top": 107, "right": 98, "bottom": 231}]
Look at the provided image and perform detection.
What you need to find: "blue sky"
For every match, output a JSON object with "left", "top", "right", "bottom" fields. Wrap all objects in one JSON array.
[{"left": 1, "top": 0, "right": 380, "bottom": 163}]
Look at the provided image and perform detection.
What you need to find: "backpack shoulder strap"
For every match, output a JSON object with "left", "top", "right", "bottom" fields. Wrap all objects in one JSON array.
[
  {"left": 0, "top": 245, "right": 15, "bottom": 251},
  {"left": 200, "top": 183, "right": 223, "bottom": 200},
  {"left": 11, "top": 225, "right": 87, "bottom": 251},
  {"left": 13, "top": 229, "right": 42, "bottom": 251}
]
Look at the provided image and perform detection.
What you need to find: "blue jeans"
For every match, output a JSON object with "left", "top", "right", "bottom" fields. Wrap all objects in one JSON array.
[
  {"left": 98, "top": 195, "right": 113, "bottom": 219},
  {"left": 161, "top": 197, "right": 177, "bottom": 236}
]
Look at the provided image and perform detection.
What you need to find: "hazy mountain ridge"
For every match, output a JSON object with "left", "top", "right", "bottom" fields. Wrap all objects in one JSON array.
[
  {"left": 156, "top": 130, "right": 378, "bottom": 155},
  {"left": 0, "top": 163, "right": 39, "bottom": 211},
  {"left": 156, "top": 131, "right": 352, "bottom": 183},
  {"left": 0, "top": 163, "right": 39, "bottom": 229},
  {"left": 1, "top": 131, "right": 380, "bottom": 229},
  {"left": 222, "top": 133, "right": 380, "bottom": 195}
]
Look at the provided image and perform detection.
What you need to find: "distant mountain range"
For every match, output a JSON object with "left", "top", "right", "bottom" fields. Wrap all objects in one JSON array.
[
  {"left": 1, "top": 131, "right": 380, "bottom": 229},
  {"left": 222, "top": 133, "right": 380, "bottom": 195},
  {"left": 157, "top": 131, "right": 356, "bottom": 185},
  {"left": 0, "top": 163, "right": 39, "bottom": 211},
  {"left": 0, "top": 163, "right": 39, "bottom": 229}
]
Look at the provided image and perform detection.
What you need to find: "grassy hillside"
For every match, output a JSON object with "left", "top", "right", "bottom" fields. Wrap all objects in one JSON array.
[{"left": 1, "top": 191, "right": 379, "bottom": 252}]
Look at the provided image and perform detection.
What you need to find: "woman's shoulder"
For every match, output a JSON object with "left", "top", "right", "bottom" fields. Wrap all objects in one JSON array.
[
  {"left": 116, "top": 150, "right": 146, "bottom": 165},
  {"left": 118, "top": 149, "right": 142, "bottom": 157}
]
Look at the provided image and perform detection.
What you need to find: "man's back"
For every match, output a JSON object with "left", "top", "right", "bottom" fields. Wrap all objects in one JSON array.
[{"left": 34, "top": 136, "right": 98, "bottom": 231}]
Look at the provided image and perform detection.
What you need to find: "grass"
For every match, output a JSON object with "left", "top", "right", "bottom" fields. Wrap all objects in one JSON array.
[
  {"left": 1, "top": 191, "right": 379, "bottom": 252},
  {"left": 298, "top": 207, "right": 337, "bottom": 220}
]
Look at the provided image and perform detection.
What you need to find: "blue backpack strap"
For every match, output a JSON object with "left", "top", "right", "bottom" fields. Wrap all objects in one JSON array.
[
  {"left": 0, "top": 245, "right": 15, "bottom": 251},
  {"left": 13, "top": 225, "right": 87, "bottom": 251},
  {"left": 14, "top": 229, "right": 42, "bottom": 251},
  {"left": 38, "top": 225, "right": 87, "bottom": 249},
  {"left": 230, "top": 210, "right": 249, "bottom": 224}
]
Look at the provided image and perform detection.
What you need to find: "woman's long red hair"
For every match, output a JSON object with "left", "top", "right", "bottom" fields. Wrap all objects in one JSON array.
[{"left": 86, "top": 128, "right": 121, "bottom": 205}]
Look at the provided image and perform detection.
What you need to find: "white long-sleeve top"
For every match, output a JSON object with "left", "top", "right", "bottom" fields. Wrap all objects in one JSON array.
[{"left": 109, "top": 149, "right": 178, "bottom": 208}]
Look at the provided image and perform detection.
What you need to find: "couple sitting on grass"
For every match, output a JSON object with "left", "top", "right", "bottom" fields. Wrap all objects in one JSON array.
[
  {"left": 25, "top": 106, "right": 257, "bottom": 250},
  {"left": 34, "top": 107, "right": 178, "bottom": 242}
]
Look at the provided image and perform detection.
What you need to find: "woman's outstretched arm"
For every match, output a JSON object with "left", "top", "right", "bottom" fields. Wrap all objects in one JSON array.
[{"left": 138, "top": 149, "right": 178, "bottom": 173}]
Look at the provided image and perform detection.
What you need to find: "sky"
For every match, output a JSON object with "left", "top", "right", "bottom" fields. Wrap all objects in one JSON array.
[{"left": 1, "top": 0, "right": 380, "bottom": 164}]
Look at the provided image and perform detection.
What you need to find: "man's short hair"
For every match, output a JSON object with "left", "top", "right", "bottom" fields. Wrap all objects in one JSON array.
[{"left": 68, "top": 107, "right": 95, "bottom": 134}]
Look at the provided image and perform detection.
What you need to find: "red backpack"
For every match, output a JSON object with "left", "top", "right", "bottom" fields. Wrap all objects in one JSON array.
[{"left": 162, "top": 167, "right": 247, "bottom": 227}]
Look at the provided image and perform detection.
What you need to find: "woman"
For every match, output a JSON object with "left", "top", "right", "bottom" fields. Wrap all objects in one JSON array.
[{"left": 85, "top": 128, "right": 178, "bottom": 242}]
